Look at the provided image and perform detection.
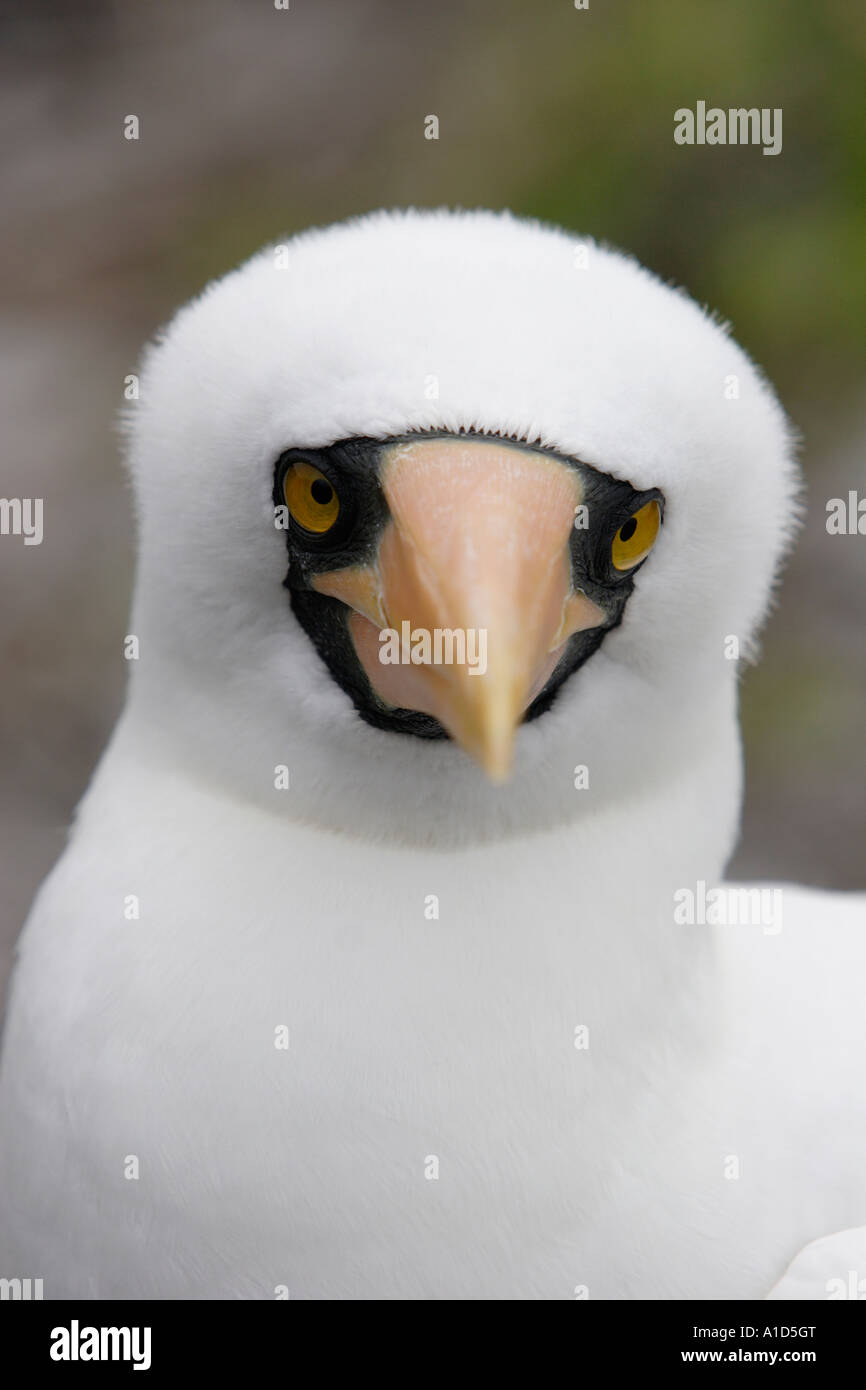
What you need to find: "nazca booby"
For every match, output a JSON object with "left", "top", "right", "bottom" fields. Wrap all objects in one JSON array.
[{"left": 0, "top": 209, "right": 864, "bottom": 1300}]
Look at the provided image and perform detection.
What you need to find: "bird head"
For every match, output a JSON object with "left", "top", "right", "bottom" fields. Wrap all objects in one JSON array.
[
  {"left": 125, "top": 210, "right": 798, "bottom": 843},
  {"left": 274, "top": 431, "right": 662, "bottom": 782}
]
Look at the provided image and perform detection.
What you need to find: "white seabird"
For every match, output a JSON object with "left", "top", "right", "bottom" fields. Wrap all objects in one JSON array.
[{"left": 0, "top": 209, "right": 863, "bottom": 1300}]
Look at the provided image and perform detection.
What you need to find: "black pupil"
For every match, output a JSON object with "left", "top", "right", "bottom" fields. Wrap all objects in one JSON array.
[
  {"left": 310, "top": 478, "right": 333, "bottom": 506},
  {"left": 619, "top": 516, "right": 638, "bottom": 542}
]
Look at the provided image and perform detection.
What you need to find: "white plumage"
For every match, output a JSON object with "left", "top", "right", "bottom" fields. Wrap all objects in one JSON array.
[{"left": 0, "top": 209, "right": 863, "bottom": 1299}]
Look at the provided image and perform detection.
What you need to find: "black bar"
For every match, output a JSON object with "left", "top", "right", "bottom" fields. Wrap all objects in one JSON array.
[{"left": 4, "top": 1299, "right": 860, "bottom": 1376}]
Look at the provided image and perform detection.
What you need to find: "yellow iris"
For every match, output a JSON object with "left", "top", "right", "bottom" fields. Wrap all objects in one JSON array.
[
  {"left": 611, "top": 499, "right": 661, "bottom": 571},
  {"left": 283, "top": 461, "right": 340, "bottom": 535}
]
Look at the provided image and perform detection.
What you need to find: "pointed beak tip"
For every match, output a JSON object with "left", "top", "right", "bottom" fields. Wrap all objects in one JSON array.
[
  {"left": 464, "top": 716, "right": 518, "bottom": 785},
  {"left": 482, "top": 758, "right": 513, "bottom": 786}
]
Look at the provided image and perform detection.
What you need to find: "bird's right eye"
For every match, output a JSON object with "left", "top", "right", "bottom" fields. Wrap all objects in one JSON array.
[
  {"left": 611, "top": 499, "right": 661, "bottom": 571},
  {"left": 283, "top": 461, "right": 341, "bottom": 535}
]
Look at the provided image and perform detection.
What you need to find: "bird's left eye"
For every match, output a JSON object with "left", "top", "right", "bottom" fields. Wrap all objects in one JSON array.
[
  {"left": 611, "top": 499, "right": 661, "bottom": 571},
  {"left": 283, "top": 461, "right": 340, "bottom": 535}
]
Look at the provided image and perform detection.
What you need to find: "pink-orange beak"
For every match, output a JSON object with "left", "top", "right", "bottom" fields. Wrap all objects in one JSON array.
[{"left": 312, "top": 437, "right": 605, "bottom": 781}]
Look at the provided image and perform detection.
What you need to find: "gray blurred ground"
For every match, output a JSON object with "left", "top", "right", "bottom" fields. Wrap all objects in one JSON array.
[{"left": 1, "top": 0, "right": 864, "bottom": 1003}]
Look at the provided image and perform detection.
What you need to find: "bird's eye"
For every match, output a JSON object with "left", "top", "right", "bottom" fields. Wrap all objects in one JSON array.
[
  {"left": 283, "top": 461, "right": 340, "bottom": 535},
  {"left": 611, "top": 499, "right": 661, "bottom": 571}
]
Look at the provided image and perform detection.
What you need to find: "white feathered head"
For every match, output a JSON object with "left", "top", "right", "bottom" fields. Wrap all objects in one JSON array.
[{"left": 125, "top": 209, "right": 799, "bottom": 845}]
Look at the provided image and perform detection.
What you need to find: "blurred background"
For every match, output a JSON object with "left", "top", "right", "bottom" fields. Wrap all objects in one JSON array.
[{"left": 1, "top": 0, "right": 864, "bottom": 997}]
